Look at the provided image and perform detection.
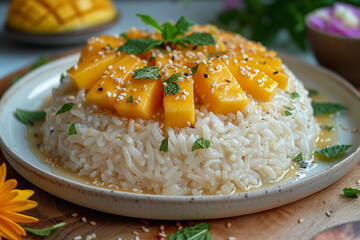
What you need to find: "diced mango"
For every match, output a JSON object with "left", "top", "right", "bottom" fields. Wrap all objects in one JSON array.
[
  {"left": 227, "top": 60, "right": 278, "bottom": 102},
  {"left": 193, "top": 61, "right": 249, "bottom": 114},
  {"left": 86, "top": 55, "right": 145, "bottom": 111},
  {"left": 67, "top": 52, "right": 119, "bottom": 90},
  {"left": 114, "top": 77, "right": 163, "bottom": 120},
  {"left": 162, "top": 68, "right": 195, "bottom": 128},
  {"left": 80, "top": 35, "right": 125, "bottom": 62}
]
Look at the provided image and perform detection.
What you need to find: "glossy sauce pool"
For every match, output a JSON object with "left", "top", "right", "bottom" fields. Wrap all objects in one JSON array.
[{"left": 27, "top": 92, "right": 339, "bottom": 195}]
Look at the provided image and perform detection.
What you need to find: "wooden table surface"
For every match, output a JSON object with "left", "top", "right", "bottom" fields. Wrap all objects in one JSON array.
[{"left": 0, "top": 52, "right": 359, "bottom": 240}]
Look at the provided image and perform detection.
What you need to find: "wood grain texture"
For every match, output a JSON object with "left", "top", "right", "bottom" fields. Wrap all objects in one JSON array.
[{"left": 0, "top": 52, "right": 359, "bottom": 240}]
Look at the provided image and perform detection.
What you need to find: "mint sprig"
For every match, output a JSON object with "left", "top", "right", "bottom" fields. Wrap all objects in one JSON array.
[
  {"left": 167, "top": 223, "right": 212, "bottom": 240},
  {"left": 315, "top": 144, "right": 353, "bottom": 159},
  {"left": 132, "top": 66, "right": 160, "bottom": 80},
  {"left": 293, "top": 153, "right": 308, "bottom": 168},
  {"left": 56, "top": 103, "right": 76, "bottom": 115},
  {"left": 159, "top": 138, "right": 168, "bottom": 152},
  {"left": 192, "top": 138, "right": 211, "bottom": 151},
  {"left": 117, "top": 15, "right": 216, "bottom": 55},
  {"left": 343, "top": 188, "right": 360, "bottom": 198},
  {"left": 164, "top": 72, "right": 181, "bottom": 96},
  {"left": 311, "top": 102, "right": 347, "bottom": 116},
  {"left": 15, "top": 108, "right": 46, "bottom": 125},
  {"left": 25, "top": 222, "right": 66, "bottom": 237},
  {"left": 68, "top": 123, "right": 77, "bottom": 136}
]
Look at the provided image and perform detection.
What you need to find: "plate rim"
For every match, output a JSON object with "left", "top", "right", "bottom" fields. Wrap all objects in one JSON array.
[{"left": 0, "top": 52, "right": 359, "bottom": 217}]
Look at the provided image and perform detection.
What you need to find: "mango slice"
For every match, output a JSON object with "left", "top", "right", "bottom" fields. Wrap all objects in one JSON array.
[
  {"left": 162, "top": 68, "right": 195, "bottom": 128},
  {"left": 67, "top": 52, "right": 119, "bottom": 90},
  {"left": 193, "top": 61, "right": 249, "bottom": 114},
  {"left": 86, "top": 54, "right": 145, "bottom": 111}
]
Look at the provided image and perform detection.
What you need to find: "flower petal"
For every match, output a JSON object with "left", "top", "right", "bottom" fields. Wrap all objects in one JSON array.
[
  {"left": 0, "top": 163, "right": 6, "bottom": 185},
  {"left": 0, "top": 215, "right": 25, "bottom": 240},
  {"left": 0, "top": 210, "right": 38, "bottom": 223},
  {"left": 1, "top": 200, "right": 38, "bottom": 212},
  {"left": 11, "top": 189, "right": 35, "bottom": 200},
  {"left": 0, "top": 179, "right": 17, "bottom": 196},
  {"left": 0, "top": 190, "right": 18, "bottom": 206}
]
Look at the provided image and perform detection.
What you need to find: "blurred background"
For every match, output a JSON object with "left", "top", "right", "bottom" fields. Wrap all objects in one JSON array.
[{"left": 1, "top": 0, "right": 360, "bottom": 85}]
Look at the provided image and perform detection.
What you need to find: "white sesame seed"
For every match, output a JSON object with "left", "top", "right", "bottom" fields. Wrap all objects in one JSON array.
[
  {"left": 117, "top": 238, "right": 122, "bottom": 240},
  {"left": 257, "top": 79, "right": 263, "bottom": 83},
  {"left": 211, "top": 80, "right": 216, "bottom": 88},
  {"left": 82, "top": 217, "right": 87, "bottom": 223},
  {"left": 181, "top": 95, "right": 186, "bottom": 101},
  {"left": 208, "top": 68, "right": 214, "bottom": 72},
  {"left": 141, "top": 226, "right": 150, "bottom": 233},
  {"left": 73, "top": 236, "right": 82, "bottom": 240},
  {"left": 134, "top": 100, "right": 140, "bottom": 104},
  {"left": 88, "top": 46, "right": 93, "bottom": 51},
  {"left": 71, "top": 213, "right": 78, "bottom": 217},
  {"left": 116, "top": 51, "right": 121, "bottom": 56},
  {"left": 133, "top": 231, "right": 140, "bottom": 236},
  {"left": 175, "top": 95, "right": 180, "bottom": 101},
  {"left": 340, "top": 123, "right": 348, "bottom": 131},
  {"left": 325, "top": 211, "right": 332, "bottom": 217},
  {"left": 228, "top": 237, "right": 236, "bottom": 240},
  {"left": 160, "top": 225, "right": 165, "bottom": 231},
  {"left": 90, "top": 221, "right": 96, "bottom": 226},
  {"left": 120, "top": 93, "right": 127, "bottom": 96},
  {"left": 74, "top": 65, "right": 78, "bottom": 70},
  {"left": 211, "top": 88, "right": 214, "bottom": 95},
  {"left": 234, "top": 59, "right": 238, "bottom": 63},
  {"left": 225, "top": 60, "right": 229, "bottom": 65},
  {"left": 298, "top": 218, "right": 304, "bottom": 223},
  {"left": 116, "top": 86, "right": 121, "bottom": 90},
  {"left": 142, "top": 84, "right": 147, "bottom": 90},
  {"left": 202, "top": 60, "right": 207, "bottom": 64},
  {"left": 226, "top": 222, "right": 232, "bottom": 228},
  {"left": 108, "top": 65, "right": 113, "bottom": 70},
  {"left": 106, "top": 92, "right": 111, "bottom": 98},
  {"left": 135, "top": 237, "right": 140, "bottom": 240},
  {"left": 166, "top": 46, "right": 172, "bottom": 52},
  {"left": 247, "top": 72, "right": 251, "bottom": 77},
  {"left": 130, "top": 54, "right": 136, "bottom": 59}
]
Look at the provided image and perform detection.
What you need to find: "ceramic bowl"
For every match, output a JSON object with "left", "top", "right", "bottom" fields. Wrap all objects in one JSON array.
[{"left": 306, "top": 12, "right": 360, "bottom": 87}]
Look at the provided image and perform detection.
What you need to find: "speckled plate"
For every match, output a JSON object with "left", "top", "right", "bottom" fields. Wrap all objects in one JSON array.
[{"left": 0, "top": 53, "right": 359, "bottom": 220}]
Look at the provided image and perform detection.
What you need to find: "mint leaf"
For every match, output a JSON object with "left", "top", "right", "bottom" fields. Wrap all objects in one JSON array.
[
  {"left": 56, "top": 103, "right": 76, "bottom": 115},
  {"left": 159, "top": 138, "right": 168, "bottom": 152},
  {"left": 174, "top": 32, "right": 216, "bottom": 46},
  {"left": 30, "top": 56, "right": 48, "bottom": 71},
  {"left": 283, "top": 106, "right": 294, "bottom": 111},
  {"left": 293, "top": 153, "right": 308, "bottom": 168},
  {"left": 132, "top": 66, "right": 160, "bottom": 80},
  {"left": 162, "top": 22, "right": 178, "bottom": 41},
  {"left": 343, "top": 188, "right": 360, "bottom": 198},
  {"left": 60, "top": 74, "right": 65, "bottom": 83},
  {"left": 175, "top": 16, "right": 194, "bottom": 35},
  {"left": 191, "top": 64, "right": 199, "bottom": 75},
  {"left": 164, "top": 72, "right": 181, "bottom": 96},
  {"left": 68, "top": 123, "right": 77, "bottom": 136},
  {"left": 308, "top": 89, "right": 318, "bottom": 97},
  {"left": 136, "top": 14, "right": 163, "bottom": 34},
  {"left": 192, "top": 138, "right": 211, "bottom": 151},
  {"left": 285, "top": 111, "right": 292, "bottom": 116},
  {"left": 311, "top": 102, "right": 347, "bottom": 116},
  {"left": 321, "top": 125, "right": 333, "bottom": 131},
  {"left": 315, "top": 144, "right": 353, "bottom": 159},
  {"left": 167, "top": 223, "right": 211, "bottom": 240},
  {"left": 25, "top": 222, "right": 66, "bottom": 237},
  {"left": 289, "top": 92, "right": 299, "bottom": 99},
  {"left": 117, "top": 39, "right": 163, "bottom": 54},
  {"left": 126, "top": 95, "right": 133, "bottom": 103},
  {"left": 15, "top": 108, "right": 46, "bottom": 125}
]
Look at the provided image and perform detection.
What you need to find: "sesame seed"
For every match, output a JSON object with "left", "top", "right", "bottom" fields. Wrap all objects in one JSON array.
[
  {"left": 71, "top": 213, "right": 78, "bottom": 217},
  {"left": 160, "top": 225, "right": 165, "bottom": 231},
  {"left": 175, "top": 95, "right": 180, "bottom": 101},
  {"left": 141, "top": 226, "right": 150, "bottom": 233},
  {"left": 82, "top": 217, "right": 87, "bottom": 223},
  {"left": 352, "top": 128, "right": 359, "bottom": 133},
  {"left": 208, "top": 68, "right": 214, "bottom": 72},
  {"left": 108, "top": 65, "right": 113, "bottom": 70},
  {"left": 134, "top": 100, "right": 140, "bottom": 104},
  {"left": 357, "top": 179, "right": 360, "bottom": 184},
  {"left": 135, "top": 236, "right": 140, "bottom": 240},
  {"left": 226, "top": 222, "right": 232, "bottom": 228},
  {"left": 106, "top": 92, "right": 111, "bottom": 98},
  {"left": 120, "top": 93, "right": 127, "bottom": 96},
  {"left": 234, "top": 59, "right": 238, "bottom": 63},
  {"left": 181, "top": 95, "right": 186, "bottom": 101},
  {"left": 116, "top": 51, "right": 121, "bottom": 56},
  {"left": 225, "top": 60, "right": 229, "bottom": 65},
  {"left": 132, "top": 231, "right": 140, "bottom": 236},
  {"left": 163, "top": 82, "right": 168, "bottom": 87},
  {"left": 225, "top": 79, "right": 231, "bottom": 83},
  {"left": 257, "top": 79, "right": 263, "bottom": 83},
  {"left": 142, "top": 84, "right": 147, "bottom": 90},
  {"left": 228, "top": 237, "right": 236, "bottom": 240},
  {"left": 211, "top": 88, "right": 214, "bottom": 95},
  {"left": 73, "top": 236, "right": 82, "bottom": 240},
  {"left": 74, "top": 65, "right": 78, "bottom": 70},
  {"left": 325, "top": 211, "right": 332, "bottom": 217},
  {"left": 298, "top": 218, "right": 304, "bottom": 223},
  {"left": 211, "top": 80, "right": 216, "bottom": 88},
  {"left": 90, "top": 221, "right": 96, "bottom": 226}
]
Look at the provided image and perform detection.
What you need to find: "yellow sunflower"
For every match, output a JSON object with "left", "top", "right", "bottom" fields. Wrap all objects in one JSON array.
[{"left": 0, "top": 163, "right": 38, "bottom": 240}]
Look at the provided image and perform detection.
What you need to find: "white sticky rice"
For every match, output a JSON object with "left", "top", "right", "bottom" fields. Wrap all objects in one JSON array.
[{"left": 40, "top": 65, "right": 318, "bottom": 196}]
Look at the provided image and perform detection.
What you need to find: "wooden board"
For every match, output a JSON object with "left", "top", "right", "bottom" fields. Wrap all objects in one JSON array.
[{"left": 0, "top": 52, "right": 359, "bottom": 240}]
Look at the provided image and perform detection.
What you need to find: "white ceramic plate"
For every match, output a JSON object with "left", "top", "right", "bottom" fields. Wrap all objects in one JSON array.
[{"left": 0, "top": 53, "right": 359, "bottom": 220}]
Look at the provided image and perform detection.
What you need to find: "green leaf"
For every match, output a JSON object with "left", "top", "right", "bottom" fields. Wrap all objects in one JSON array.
[
  {"left": 285, "top": 111, "right": 292, "bottom": 116},
  {"left": 136, "top": 14, "right": 163, "bottom": 34},
  {"left": 315, "top": 144, "right": 353, "bottom": 159},
  {"left": 167, "top": 223, "right": 212, "bottom": 240},
  {"left": 308, "top": 89, "right": 318, "bottom": 97},
  {"left": 25, "top": 222, "right": 66, "bottom": 237},
  {"left": 289, "top": 92, "right": 299, "bottom": 99},
  {"left": 60, "top": 74, "right": 65, "bottom": 83},
  {"left": 175, "top": 16, "right": 194, "bottom": 35},
  {"left": 132, "top": 66, "right": 160, "bottom": 80},
  {"left": 311, "top": 102, "right": 348, "bottom": 116},
  {"left": 126, "top": 95, "right": 133, "bottom": 103},
  {"left": 343, "top": 188, "right": 360, "bottom": 198},
  {"left": 15, "top": 108, "right": 46, "bottom": 125},
  {"left": 293, "top": 153, "right": 308, "bottom": 168},
  {"left": 192, "top": 138, "right": 211, "bottom": 151},
  {"left": 120, "top": 32, "right": 128, "bottom": 40},
  {"left": 30, "top": 56, "right": 49, "bottom": 71},
  {"left": 68, "top": 123, "right": 77, "bottom": 136},
  {"left": 159, "top": 138, "right": 168, "bottom": 152},
  {"left": 162, "top": 22, "right": 179, "bottom": 41},
  {"left": 321, "top": 125, "right": 333, "bottom": 131},
  {"left": 164, "top": 72, "right": 181, "bottom": 96},
  {"left": 283, "top": 106, "right": 294, "bottom": 111},
  {"left": 174, "top": 32, "right": 217, "bottom": 46},
  {"left": 191, "top": 64, "right": 199, "bottom": 75},
  {"left": 12, "top": 76, "right": 21, "bottom": 85},
  {"left": 56, "top": 103, "right": 76, "bottom": 115},
  {"left": 117, "top": 39, "right": 163, "bottom": 55}
]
